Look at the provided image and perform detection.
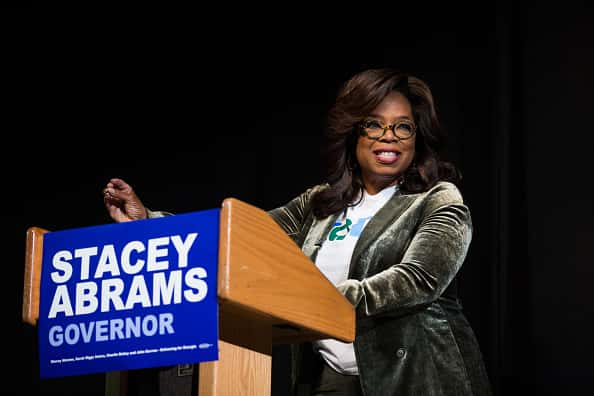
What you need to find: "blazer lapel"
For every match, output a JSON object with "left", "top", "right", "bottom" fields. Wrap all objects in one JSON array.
[
  {"left": 301, "top": 213, "right": 340, "bottom": 261},
  {"left": 349, "top": 191, "right": 418, "bottom": 277}
]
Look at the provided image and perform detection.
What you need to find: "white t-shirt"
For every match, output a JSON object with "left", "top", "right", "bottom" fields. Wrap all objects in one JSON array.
[{"left": 313, "top": 184, "right": 398, "bottom": 375}]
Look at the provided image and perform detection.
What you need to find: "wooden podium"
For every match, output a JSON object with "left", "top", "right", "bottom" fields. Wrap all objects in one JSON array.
[{"left": 22, "top": 198, "right": 355, "bottom": 395}]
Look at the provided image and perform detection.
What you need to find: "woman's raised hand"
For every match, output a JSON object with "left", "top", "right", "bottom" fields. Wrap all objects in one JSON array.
[{"left": 102, "top": 178, "right": 148, "bottom": 223}]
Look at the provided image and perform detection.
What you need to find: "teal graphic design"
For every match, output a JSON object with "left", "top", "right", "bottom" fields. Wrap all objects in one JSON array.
[
  {"left": 328, "top": 217, "right": 371, "bottom": 241},
  {"left": 329, "top": 219, "right": 352, "bottom": 241}
]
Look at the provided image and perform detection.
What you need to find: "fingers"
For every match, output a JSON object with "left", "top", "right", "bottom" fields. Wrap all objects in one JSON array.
[
  {"left": 105, "top": 203, "right": 132, "bottom": 223},
  {"left": 103, "top": 178, "right": 128, "bottom": 219},
  {"left": 102, "top": 177, "right": 146, "bottom": 223},
  {"left": 103, "top": 178, "right": 133, "bottom": 201},
  {"left": 103, "top": 189, "right": 133, "bottom": 223},
  {"left": 103, "top": 190, "right": 122, "bottom": 205},
  {"left": 109, "top": 178, "right": 130, "bottom": 190}
]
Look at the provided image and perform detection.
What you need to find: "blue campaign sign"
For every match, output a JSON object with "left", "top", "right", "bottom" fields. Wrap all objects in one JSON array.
[{"left": 37, "top": 209, "right": 220, "bottom": 378}]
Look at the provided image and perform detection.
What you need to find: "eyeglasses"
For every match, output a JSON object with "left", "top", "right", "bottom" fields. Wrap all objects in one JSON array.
[{"left": 359, "top": 118, "right": 417, "bottom": 141}]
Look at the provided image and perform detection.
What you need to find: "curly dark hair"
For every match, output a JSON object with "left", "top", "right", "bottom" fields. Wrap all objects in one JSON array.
[{"left": 311, "top": 68, "right": 461, "bottom": 218}]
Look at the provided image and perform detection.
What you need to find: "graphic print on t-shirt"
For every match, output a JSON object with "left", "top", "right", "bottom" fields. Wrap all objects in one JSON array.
[{"left": 328, "top": 217, "right": 371, "bottom": 241}]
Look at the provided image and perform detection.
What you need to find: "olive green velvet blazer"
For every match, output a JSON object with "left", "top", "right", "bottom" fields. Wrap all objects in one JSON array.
[{"left": 268, "top": 181, "right": 492, "bottom": 396}]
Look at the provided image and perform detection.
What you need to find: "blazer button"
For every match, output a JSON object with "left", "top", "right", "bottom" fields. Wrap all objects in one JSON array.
[{"left": 396, "top": 348, "right": 406, "bottom": 358}]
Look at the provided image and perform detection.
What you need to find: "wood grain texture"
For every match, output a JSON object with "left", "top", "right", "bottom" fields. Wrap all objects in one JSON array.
[
  {"left": 218, "top": 198, "right": 355, "bottom": 343},
  {"left": 22, "top": 226, "right": 48, "bottom": 325},
  {"left": 199, "top": 339, "right": 271, "bottom": 396},
  {"left": 199, "top": 321, "right": 272, "bottom": 396}
]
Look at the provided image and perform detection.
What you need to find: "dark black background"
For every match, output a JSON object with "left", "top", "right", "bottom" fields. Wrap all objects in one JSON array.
[{"left": 5, "top": 4, "right": 594, "bottom": 395}]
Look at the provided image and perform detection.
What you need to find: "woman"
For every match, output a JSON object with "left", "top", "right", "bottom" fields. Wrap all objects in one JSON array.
[{"left": 103, "top": 68, "right": 492, "bottom": 395}]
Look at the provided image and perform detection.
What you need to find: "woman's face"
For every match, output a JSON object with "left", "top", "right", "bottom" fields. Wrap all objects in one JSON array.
[{"left": 355, "top": 91, "right": 416, "bottom": 194}]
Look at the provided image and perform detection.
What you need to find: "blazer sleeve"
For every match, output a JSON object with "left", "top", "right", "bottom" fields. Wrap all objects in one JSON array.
[
  {"left": 337, "top": 182, "right": 473, "bottom": 317},
  {"left": 267, "top": 185, "right": 326, "bottom": 239},
  {"left": 146, "top": 208, "right": 174, "bottom": 218}
]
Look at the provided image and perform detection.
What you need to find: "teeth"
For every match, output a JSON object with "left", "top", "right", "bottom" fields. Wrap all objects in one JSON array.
[{"left": 377, "top": 151, "right": 397, "bottom": 157}]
